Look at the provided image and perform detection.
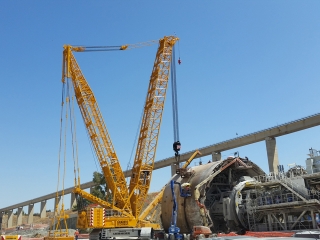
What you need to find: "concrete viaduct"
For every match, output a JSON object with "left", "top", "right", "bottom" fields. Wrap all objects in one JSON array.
[{"left": 1, "top": 113, "right": 320, "bottom": 228}]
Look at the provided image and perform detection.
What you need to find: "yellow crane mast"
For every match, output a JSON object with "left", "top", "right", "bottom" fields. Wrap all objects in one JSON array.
[
  {"left": 129, "top": 36, "right": 179, "bottom": 218},
  {"left": 63, "top": 45, "right": 130, "bottom": 211},
  {"left": 61, "top": 36, "right": 179, "bottom": 235}
]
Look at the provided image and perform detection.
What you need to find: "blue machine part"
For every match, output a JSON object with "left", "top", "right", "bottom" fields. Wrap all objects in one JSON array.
[{"left": 168, "top": 180, "right": 190, "bottom": 239}]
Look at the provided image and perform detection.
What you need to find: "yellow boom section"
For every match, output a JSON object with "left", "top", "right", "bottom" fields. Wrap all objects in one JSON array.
[
  {"left": 138, "top": 150, "right": 200, "bottom": 223},
  {"left": 73, "top": 187, "right": 132, "bottom": 218},
  {"left": 63, "top": 45, "right": 130, "bottom": 211},
  {"left": 138, "top": 189, "right": 164, "bottom": 221},
  {"left": 129, "top": 36, "right": 179, "bottom": 218}
]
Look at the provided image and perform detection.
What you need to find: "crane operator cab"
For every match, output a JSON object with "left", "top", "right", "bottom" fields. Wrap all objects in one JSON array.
[{"left": 141, "top": 170, "right": 151, "bottom": 185}]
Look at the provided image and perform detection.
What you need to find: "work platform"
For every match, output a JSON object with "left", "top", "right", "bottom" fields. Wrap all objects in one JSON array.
[{"left": 242, "top": 169, "right": 320, "bottom": 232}]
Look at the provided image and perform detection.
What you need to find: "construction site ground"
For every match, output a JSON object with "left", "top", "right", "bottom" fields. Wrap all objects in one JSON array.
[
  {"left": 1, "top": 224, "right": 89, "bottom": 240},
  {"left": 217, "top": 231, "right": 295, "bottom": 238},
  {"left": 1, "top": 210, "right": 84, "bottom": 239},
  {"left": 1, "top": 192, "right": 161, "bottom": 239},
  {"left": 1, "top": 193, "right": 298, "bottom": 239}
]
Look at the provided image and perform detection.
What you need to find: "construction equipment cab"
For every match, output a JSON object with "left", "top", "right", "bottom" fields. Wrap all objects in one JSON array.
[
  {"left": 191, "top": 226, "right": 213, "bottom": 240},
  {"left": 1, "top": 236, "right": 21, "bottom": 240}
]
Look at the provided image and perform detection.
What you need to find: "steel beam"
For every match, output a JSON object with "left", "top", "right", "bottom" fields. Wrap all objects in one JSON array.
[
  {"left": 311, "top": 210, "right": 317, "bottom": 229},
  {"left": 271, "top": 213, "right": 285, "bottom": 230},
  {"left": 290, "top": 210, "right": 306, "bottom": 230},
  {"left": 267, "top": 214, "right": 272, "bottom": 231}
]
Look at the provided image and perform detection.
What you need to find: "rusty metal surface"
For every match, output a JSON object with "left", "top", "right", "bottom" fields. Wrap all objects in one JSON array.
[{"left": 161, "top": 158, "right": 265, "bottom": 233}]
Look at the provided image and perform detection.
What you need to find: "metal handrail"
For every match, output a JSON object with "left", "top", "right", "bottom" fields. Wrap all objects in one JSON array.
[
  {"left": 254, "top": 192, "right": 301, "bottom": 206},
  {"left": 254, "top": 171, "right": 309, "bottom": 199},
  {"left": 251, "top": 172, "right": 320, "bottom": 205}
]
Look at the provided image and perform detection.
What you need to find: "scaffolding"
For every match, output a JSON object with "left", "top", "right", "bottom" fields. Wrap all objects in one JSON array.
[{"left": 242, "top": 171, "right": 320, "bottom": 231}]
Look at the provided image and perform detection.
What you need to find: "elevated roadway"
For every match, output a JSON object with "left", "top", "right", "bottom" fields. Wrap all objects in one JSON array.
[{"left": 1, "top": 113, "right": 320, "bottom": 227}]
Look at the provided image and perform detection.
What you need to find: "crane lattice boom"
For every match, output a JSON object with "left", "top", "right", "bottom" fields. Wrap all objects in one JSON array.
[
  {"left": 129, "top": 36, "right": 179, "bottom": 218},
  {"left": 63, "top": 46, "right": 130, "bottom": 211}
]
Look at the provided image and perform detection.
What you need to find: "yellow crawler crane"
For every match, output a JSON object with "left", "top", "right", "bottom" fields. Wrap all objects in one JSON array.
[{"left": 62, "top": 36, "right": 179, "bottom": 239}]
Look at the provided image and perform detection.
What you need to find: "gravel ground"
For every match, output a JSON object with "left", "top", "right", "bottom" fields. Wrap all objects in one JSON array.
[{"left": 5, "top": 228, "right": 77, "bottom": 238}]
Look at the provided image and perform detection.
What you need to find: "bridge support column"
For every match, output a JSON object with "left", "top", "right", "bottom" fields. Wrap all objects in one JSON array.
[
  {"left": 171, "top": 163, "right": 176, "bottom": 176},
  {"left": 40, "top": 201, "right": 46, "bottom": 218},
  {"left": 212, "top": 152, "right": 221, "bottom": 161},
  {"left": 70, "top": 193, "right": 77, "bottom": 210},
  {"left": 265, "top": 137, "right": 279, "bottom": 173},
  {"left": 17, "top": 207, "right": 23, "bottom": 225},
  {"left": 27, "top": 204, "right": 34, "bottom": 224},
  {"left": 7, "top": 210, "right": 13, "bottom": 228},
  {"left": 0, "top": 212, "right": 3, "bottom": 232},
  {"left": 267, "top": 214, "right": 272, "bottom": 231}
]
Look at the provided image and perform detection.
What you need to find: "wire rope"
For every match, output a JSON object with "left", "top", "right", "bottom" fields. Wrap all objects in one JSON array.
[
  {"left": 126, "top": 104, "right": 144, "bottom": 182},
  {"left": 85, "top": 126, "right": 101, "bottom": 173},
  {"left": 71, "top": 94, "right": 81, "bottom": 187},
  {"left": 61, "top": 80, "right": 70, "bottom": 212},
  {"left": 67, "top": 79, "right": 80, "bottom": 188},
  {"left": 171, "top": 46, "right": 179, "bottom": 142},
  {"left": 53, "top": 79, "right": 66, "bottom": 230}
]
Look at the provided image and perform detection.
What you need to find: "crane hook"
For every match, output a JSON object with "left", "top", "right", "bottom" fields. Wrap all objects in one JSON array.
[{"left": 178, "top": 58, "right": 181, "bottom": 65}]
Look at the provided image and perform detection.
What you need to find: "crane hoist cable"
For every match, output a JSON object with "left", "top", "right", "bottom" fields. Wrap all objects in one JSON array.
[
  {"left": 177, "top": 39, "right": 182, "bottom": 65},
  {"left": 171, "top": 46, "right": 179, "bottom": 142},
  {"left": 126, "top": 107, "right": 144, "bottom": 173},
  {"left": 171, "top": 45, "right": 181, "bottom": 162},
  {"left": 47, "top": 79, "right": 72, "bottom": 238},
  {"left": 65, "top": 79, "right": 82, "bottom": 188},
  {"left": 51, "top": 82, "right": 65, "bottom": 232}
]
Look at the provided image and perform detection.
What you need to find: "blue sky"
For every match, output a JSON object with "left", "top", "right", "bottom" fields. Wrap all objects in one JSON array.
[{"left": 1, "top": 1, "right": 320, "bottom": 211}]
